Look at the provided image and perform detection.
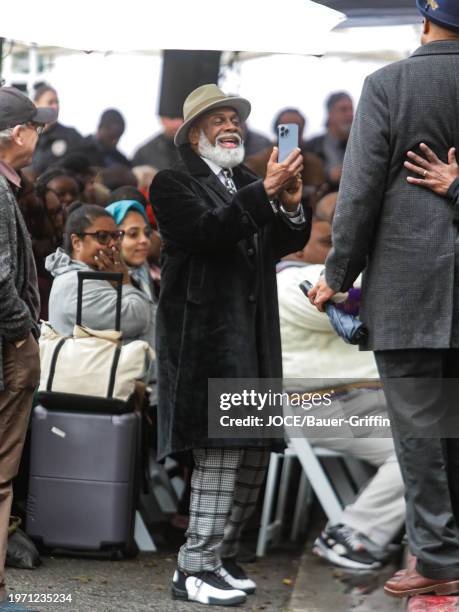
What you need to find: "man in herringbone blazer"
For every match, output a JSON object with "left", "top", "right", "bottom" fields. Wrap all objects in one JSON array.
[{"left": 310, "top": 0, "right": 459, "bottom": 600}]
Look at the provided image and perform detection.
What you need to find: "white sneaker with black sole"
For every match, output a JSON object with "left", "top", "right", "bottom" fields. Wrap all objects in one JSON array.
[
  {"left": 217, "top": 558, "right": 256, "bottom": 594},
  {"left": 312, "top": 524, "right": 382, "bottom": 571},
  {"left": 172, "top": 569, "right": 247, "bottom": 606}
]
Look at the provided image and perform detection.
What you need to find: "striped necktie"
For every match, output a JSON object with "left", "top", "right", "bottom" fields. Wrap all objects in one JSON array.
[{"left": 222, "top": 168, "right": 237, "bottom": 195}]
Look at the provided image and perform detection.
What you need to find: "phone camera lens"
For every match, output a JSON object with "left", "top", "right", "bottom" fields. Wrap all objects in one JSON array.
[{"left": 285, "top": 128, "right": 289, "bottom": 135}]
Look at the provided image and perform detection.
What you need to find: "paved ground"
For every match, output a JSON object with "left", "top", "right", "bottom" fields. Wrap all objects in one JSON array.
[
  {"left": 5, "top": 498, "right": 411, "bottom": 612},
  {"left": 5, "top": 519, "right": 409, "bottom": 612},
  {"left": 5, "top": 543, "right": 301, "bottom": 612},
  {"left": 289, "top": 543, "right": 405, "bottom": 612}
]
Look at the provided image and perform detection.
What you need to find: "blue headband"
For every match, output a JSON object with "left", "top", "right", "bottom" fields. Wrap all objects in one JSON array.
[{"left": 105, "top": 200, "right": 150, "bottom": 226}]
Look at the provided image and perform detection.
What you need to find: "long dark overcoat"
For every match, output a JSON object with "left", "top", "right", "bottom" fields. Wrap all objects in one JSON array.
[{"left": 150, "top": 145, "right": 310, "bottom": 459}]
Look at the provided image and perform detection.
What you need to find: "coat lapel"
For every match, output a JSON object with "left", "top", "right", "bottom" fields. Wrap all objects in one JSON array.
[
  {"left": 178, "top": 145, "right": 230, "bottom": 205},
  {"left": 201, "top": 172, "right": 233, "bottom": 204}
]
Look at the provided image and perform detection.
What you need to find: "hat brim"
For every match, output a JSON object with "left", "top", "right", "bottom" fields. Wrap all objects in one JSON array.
[
  {"left": 33, "top": 106, "right": 58, "bottom": 125},
  {"left": 174, "top": 96, "right": 251, "bottom": 147},
  {"left": 416, "top": 0, "right": 459, "bottom": 32}
]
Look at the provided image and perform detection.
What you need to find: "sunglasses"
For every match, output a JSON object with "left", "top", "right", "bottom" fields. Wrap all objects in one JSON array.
[{"left": 79, "top": 230, "right": 125, "bottom": 245}]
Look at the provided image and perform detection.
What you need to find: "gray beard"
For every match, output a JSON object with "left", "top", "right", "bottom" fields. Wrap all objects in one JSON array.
[{"left": 198, "top": 131, "right": 245, "bottom": 169}]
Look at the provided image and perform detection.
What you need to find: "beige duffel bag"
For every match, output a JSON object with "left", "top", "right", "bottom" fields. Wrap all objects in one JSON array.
[{"left": 38, "top": 321, "right": 154, "bottom": 413}]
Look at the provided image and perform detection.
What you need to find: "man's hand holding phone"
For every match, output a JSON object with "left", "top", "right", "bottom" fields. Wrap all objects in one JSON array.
[
  {"left": 279, "top": 174, "right": 303, "bottom": 210},
  {"left": 263, "top": 146, "right": 303, "bottom": 204}
]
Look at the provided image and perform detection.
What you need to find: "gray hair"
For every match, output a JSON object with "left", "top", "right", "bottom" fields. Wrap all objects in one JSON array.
[{"left": 0, "top": 127, "right": 15, "bottom": 148}]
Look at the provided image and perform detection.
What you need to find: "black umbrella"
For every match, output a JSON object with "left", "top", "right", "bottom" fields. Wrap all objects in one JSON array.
[{"left": 299, "top": 280, "right": 368, "bottom": 345}]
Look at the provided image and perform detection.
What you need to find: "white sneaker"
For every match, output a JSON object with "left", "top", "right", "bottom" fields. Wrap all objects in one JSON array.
[
  {"left": 217, "top": 558, "right": 256, "bottom": 594},
  {"left": 172, "top": 569, "right": 247, "bottom": 606}
]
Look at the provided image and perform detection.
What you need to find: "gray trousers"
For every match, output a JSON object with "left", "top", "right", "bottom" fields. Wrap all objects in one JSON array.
[
  {"left": 375, "top": 348, "right": 459, "bottom": 580},
  {"left": 178, "top": 448, "right": 270, "bottom": 574}
]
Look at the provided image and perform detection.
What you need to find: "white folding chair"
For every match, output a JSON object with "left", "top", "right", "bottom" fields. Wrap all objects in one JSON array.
[
  {"left": 256, "top": 448, "right": 296, "bottom": 557},
  {"left": 256, "top": 438, "right": 372, "bottom": 556}
]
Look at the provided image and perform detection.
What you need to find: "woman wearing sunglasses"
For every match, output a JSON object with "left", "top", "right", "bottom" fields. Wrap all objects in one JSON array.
[{"left": 45, "top": 202, "right": 151, "bottom": 341}]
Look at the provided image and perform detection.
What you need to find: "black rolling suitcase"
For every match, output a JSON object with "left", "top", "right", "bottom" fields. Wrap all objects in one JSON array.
[{"left": 27, "top": 272, "right": 140, "bottom": 555}]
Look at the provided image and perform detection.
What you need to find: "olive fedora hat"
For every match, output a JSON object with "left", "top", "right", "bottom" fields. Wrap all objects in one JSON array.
[{"left": 174, "top": 84, "right": 251, "bottom": 147}]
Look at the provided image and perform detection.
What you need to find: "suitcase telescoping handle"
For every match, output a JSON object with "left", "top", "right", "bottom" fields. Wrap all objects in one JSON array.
[{"left": 76, "top": 271, "right": 123, "bottom": 331}]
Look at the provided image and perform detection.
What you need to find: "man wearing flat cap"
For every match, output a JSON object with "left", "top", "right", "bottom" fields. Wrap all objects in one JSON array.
[
  {"left": 309, "top": 0, "right": 459, "bottom": 600},
  {"left": 0, "top": 87, "right": 57, "bottom": 607},
  {"left": 150, "top": 84, "right": 310, "bottom": 606}
]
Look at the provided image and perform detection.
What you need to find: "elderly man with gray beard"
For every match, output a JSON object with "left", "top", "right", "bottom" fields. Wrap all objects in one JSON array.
[{"left": 150, "top": 84, "right": 311, "bottom": 607}]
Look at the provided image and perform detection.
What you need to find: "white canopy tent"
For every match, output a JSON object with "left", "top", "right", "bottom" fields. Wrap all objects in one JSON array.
[{"left": 0, "top": 0, "right": 344, "bottom": 55}]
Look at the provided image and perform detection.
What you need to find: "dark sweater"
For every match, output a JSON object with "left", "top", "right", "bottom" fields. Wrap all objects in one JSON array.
[
  {"left": 32, "top": 122, "right": 83, "bottom": 174},
  {"left": 0, "top": 175, "right": 40, "bottom": 389},
  {"left": 73, "top": 135, "right": 131, "bottom": 169}
]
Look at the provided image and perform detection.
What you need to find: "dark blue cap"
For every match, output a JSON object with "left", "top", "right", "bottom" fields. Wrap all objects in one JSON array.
[
  {"left": 0, "top": 87, "right": 57, "bottom": 131},
  {"left": 417, "top": 0, "right": 459, "bottom": 32}
]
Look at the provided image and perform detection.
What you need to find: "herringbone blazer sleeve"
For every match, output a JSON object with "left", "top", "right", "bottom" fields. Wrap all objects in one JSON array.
[{"left": 325, "top": 74, "right": 391, "bottom": 292}]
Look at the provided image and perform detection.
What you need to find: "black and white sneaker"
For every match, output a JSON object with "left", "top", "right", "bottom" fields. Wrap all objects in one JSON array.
[
  {"left": 217, "top": 558, "right": 256, "bottom": 594},
  {"left": 312, "top": 524, "right": 382, "bottom": 571},
  {"left": 172, "top": 568, "right": 247, "bottom": 606}
]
